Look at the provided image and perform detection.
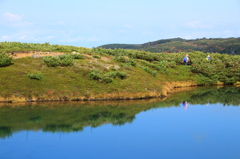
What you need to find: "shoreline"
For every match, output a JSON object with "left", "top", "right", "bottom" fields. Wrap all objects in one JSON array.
[{"left": 0, "top": 81, "right": 202, "bottom": 103}]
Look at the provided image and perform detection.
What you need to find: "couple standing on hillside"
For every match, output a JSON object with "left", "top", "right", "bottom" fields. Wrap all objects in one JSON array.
[{"left": 182, "top": 54, "right": 211, "bottom": 65}]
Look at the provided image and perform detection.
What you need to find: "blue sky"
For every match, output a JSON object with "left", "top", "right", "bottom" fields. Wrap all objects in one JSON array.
[{"left": 0, "top": 0, "right": 239, "bottom": 48}]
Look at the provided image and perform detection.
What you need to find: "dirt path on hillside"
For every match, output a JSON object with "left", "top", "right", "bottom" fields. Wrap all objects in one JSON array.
[{"left": 11, "top": 51, "right": 65, "bottom": 58}]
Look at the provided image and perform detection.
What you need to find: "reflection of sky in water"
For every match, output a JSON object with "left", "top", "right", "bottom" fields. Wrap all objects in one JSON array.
[{"left": 1, "top": 103, "right": 240, "bottom": 159}]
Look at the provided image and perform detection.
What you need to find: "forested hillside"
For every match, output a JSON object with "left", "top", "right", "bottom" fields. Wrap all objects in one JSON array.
[{"left": 99, "top": 37, "right": 240, "bottom": 55}]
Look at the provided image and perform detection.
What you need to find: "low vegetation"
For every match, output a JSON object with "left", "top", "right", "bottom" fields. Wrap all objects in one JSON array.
[
  {"left": 0, "top": 52, "right": 12, "bottom": 67},
  {"left": 0, "top": 42, "right": 240, "bottom": 102}
]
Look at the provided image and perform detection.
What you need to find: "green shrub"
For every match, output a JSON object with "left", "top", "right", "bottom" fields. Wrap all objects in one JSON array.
[
  {"left": 104, "top": 71, "right": 118, "bottom": 78},
  {"left": 102, "top": 77, "right": 113, "bottom": 83},
  {"left": 60, "top": 55, "right": 73, "bottom": 66},
  {"left": 93, "top": 55, "right": 101, "bottom": 59},
  {"left": 59, "top": 54, "right": 68, "bottom": 60},
  {"left": 72, "top": 54, "right": 85, "bottom": 59},
  {"left": 89, "top": 70, "right": 127, "bottom": 83},
  {"left": 128, "top": 59, "right": 136, "bottom": 66},
  {"left": 43, "top": 55, "right": 73, "bottom": 67},
  {"left": 0, "top": 52, "right": 12, "bottom": 67},
  {"left": 103, "top": 71, "right": 127, "bottom": 79},
  {"left": 89, "top": 69, "right": 103, "bottom": 80},
  {"left": 28, "top": 73, "right": 43, "bottom": 80},
  {"left": 116, "top": 71, "right": 127, "bottom": 79},
  {"left": 119, "top": 56, "right": 128, "bottom": 62},
  {"left": 43, "top": 56, "right": 61, "bottom": 67},
  {"left": 139, "top": 66, "right": 157, "bottom": 76},
  {"left": 158, "top": 60, "right": 168, "bottom": 73}
]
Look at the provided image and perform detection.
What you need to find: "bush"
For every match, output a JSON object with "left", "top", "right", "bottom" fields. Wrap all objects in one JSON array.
[
  {"left": 72, "top": 54, "right": 85, "bottom": 59},
  {"left": 28, "top": 73, "right": 43, "bottom": 80},
  {"left": 89, "top": 69, "right": 103, "bottom": 80},
  {"left": 102, "top": 77, "right": 113, "bottom": 83},
  {"left": 103, "top": 71, "right": 127, "bottom": 79},
  {"left": 0, "top": 52, "right": 12, "bottom": 67},
  {"left": 43, "top": 56, "right": 61, "bottom": 67},
  {"left": 116, "top": 71, "right": 127, "bottom": 79},
  {"left": 139, "top": 66, "right": 157, "bottom": 76},
  {"left": 89, "top": 70, "right": 127, "bottom": 83},
  {"left": 93, "top": 55, "right": 101, "bottom": 59},
  {"left": 59, "top": 55, "right": 73, "bottom": 66},
  {"left": 104, "top": 71, "right": 118, "bottom": 78},
  {"left": 43, "top": 55, "right": 73, "bottom": 67},
  {"left": 128, "top": 59, "right": 136, "bottom": 66}
]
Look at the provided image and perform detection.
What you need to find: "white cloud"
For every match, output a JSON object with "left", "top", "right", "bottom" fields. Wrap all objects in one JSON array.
[
  {"left": 184, "top": 21, "right": 214, "bottom": 29},
  {"left": 3, "top": 12, "right": 23, "bottom": 22}
]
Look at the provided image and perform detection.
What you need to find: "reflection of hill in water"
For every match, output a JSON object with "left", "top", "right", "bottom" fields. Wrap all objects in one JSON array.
[{"left": 1, "top": 86, "right": 240, "bottom": 138}]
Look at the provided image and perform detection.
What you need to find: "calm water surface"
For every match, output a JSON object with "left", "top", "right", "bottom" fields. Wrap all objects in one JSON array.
[{"left": 1, "top": 86, "right": 240, "bottom": 159}]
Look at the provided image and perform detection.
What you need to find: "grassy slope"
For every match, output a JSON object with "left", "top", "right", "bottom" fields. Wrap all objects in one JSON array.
[
  {"left": 0, "top": 53, "right": 196, "bottom": 102},
  {"left": 2, "top": 42, "right": 240, "bottom": 102}
]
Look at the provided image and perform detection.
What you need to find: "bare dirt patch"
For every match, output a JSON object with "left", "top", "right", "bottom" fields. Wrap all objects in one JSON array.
[{"left": 11, "top": 51, "right": 65, "bottom": 58}]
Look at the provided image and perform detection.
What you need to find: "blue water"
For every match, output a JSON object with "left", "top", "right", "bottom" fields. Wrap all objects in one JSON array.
[{"left": 1, "top": 102, "right": 240, "bottom": 159}]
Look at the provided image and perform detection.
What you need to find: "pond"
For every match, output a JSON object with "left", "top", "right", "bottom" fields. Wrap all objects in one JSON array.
[{"left": 1, "top": 86, "right": 240, "bottom": 159}]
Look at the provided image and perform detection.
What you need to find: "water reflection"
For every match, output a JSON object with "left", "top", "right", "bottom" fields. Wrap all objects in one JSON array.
[
  {"left": 1, "top": 86, "right": 240, "bottom": 139},
  {"left": 182, "top": 101, "right": 188, "bottom": 110}
]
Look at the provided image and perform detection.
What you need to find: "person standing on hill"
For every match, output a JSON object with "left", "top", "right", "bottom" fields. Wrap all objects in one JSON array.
[
  {"left": 183, "top": 54, "right": 189, "bottom": 65},
  {"left": 206, "top": 55, "right": 211, "bottom": 60}
]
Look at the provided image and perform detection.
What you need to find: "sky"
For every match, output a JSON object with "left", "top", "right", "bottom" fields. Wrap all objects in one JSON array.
[{"left": 0, "top": 0, "right": 240, "bottom": 48}]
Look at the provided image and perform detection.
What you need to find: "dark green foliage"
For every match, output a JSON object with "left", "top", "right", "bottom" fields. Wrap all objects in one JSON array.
[
  {"left": 28, "top": 116, "right": 42, "bottom": 123},
  {"left": 99, "top": 37, "right": 240, "bottom": 55},
  {"left": 28, "top": 73, "right": 43, "bottom": 80},
  {"left": 89, "top": 69, "right": 103, "bottom": 80},
  {"left": 43, "top": 55, "right": 73, "bottom": 67},
  {"left": 99, "top": 44, "right": 141, "bottom": 49},
  {"left": 59, "top": 54, "right": 73, "bottom": 66},
  {"left": 0, "top": 126, "right": 12, "bottom": 139},
  {"left": 103, "top": 71, "right": 127, "bottom": 79},
  {"left": 92, "top": 55, "right": 101, "bottom": 59},
  {"left": 102, "top": 76, "right": 113, "bottom": 83},
  {"left": 116, "top": 71, "right": 127, "bottom": 79},
  {"left": 190, "top": 52, "right": 240, "bottom": 84},
  {"left": 0, "top": 52, "right": 12, "bottom": 67},
  {"left": 72, "top": 54, "right": 85, "bottom": 59},
  {"left": 89, "top": 69, "right": 127, "bottom": 83},
  {"left": 43, "top": 56, "right": 61, "bottom": 67},
  {"left": 128, "top": 59, "right": 136, "bottom": 66},
  {"left": 43, "top": 124, "right": 83, "bottom": 132}
]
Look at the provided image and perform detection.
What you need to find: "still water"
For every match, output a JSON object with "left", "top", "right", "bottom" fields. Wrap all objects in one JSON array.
[{"left": 1, "top": 86, "right": 240, "bottom": 159}]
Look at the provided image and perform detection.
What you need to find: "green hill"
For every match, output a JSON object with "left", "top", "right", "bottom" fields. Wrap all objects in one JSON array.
[
  {"left": 98, "top": 37, "right": 240, "bottom": 55},
  {"left": 1, "top": 42, "right": 240, "bottom": 102}
]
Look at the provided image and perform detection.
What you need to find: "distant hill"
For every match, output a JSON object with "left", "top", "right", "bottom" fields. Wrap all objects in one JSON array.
[{"left": 98, "top": 37, "right": 240, "bottom": 55}]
